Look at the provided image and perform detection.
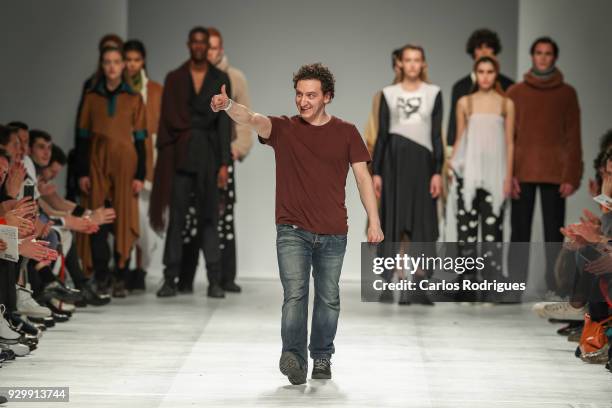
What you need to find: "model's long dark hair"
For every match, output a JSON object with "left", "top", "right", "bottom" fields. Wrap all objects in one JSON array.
[
  {"left": 123, "top": 39, "right": 147, "bottom": 70},
  {"left": 92, "top": 46, "right": 128, "bottom": 90},
  {"left": 470, "top": 56, "right": 504, "bottom": 95}
]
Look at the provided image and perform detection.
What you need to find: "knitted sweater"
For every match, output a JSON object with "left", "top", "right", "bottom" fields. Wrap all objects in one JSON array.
[{"left": 507, "top": 69, "right": 582, "bottom": 188}]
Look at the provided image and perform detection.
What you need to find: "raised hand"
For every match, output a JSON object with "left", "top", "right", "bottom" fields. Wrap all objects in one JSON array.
[
  {"left": 6, "top": 161, "right": 26, "bottom": 198},
  {"left": 210, "top": 84, "right": 230, "bottom": 112},
  {"left": 5, "top": 212, "right": 35, "bottom": 238},
  {"left": 18, "top": 237, "right": 58, "bottom": 262}
]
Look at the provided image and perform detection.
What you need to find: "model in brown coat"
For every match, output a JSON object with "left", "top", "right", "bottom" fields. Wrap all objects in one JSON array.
[
  {"left": 76, "top": 46, "right": 147, "bottom": 297},
  {"left": 507, "top": 36, "right": 582, "bottom": 299}
]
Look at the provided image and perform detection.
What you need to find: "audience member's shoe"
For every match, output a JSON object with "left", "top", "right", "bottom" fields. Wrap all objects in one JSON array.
[
  {"left": 222, "top": 282, "right": 242, "bottom": 293},
  {"left": 312, "top": 358, "right": 332, "bottom": 379},
  {"left": 16, "top": 336, "right": 37, "bottom": 352},
  {"left": 126, "top": 268, "right": 147, "bottom": 292},
  {"left": 0, "top": 306, "right": 21, "bottom": 342},
  {"left": 207, "top": 284, "right": 225, "bottom": 298},
  {"left": 82, "top": 285, "right": 111, "bottom": 306},
  {"left": 0, "top": 343, "right": 17, "bottom": 361},
  {"left": 24, "top": 317, "right": 46, "bottom": 332},
  {"left": 7, "top": 313, "right": 41, "bottom": 338},
  {"left": 567, "top": 327, "right": 583, "bottom": 343},
  {"left": 28, "top": 316, "right": 55, "bottom": 328},
  {"left": 0, "top": 343, "right": 17, "bottom": 359},
  {"left": 46, "top": 298, "right": 75, "bottom": 316},
  {"left": 557, "top": 321, "right": 584, "bottom": 336},
  {"left": 580, "top": 344, "right": 610, "bottom": 364},
  {"left": 16, "top": 286, "right": 52, "bottom": 318},
  {"left": 51, "top": 312, "right": 70, "bottom": 323},
  {"left": 0, "top": 395, "right": 7, "bottom": 404},
  {"left": 279, "top": 351, "right": 307, "bottom": 385},
  {"left": 532, "top": 302, "right": 585, "bottom": 320},
  {"left": 0, "top": 348, "right": 16, "bottom": 360},
  {"left": 43, "top": 281, "right": 83, "bottom": 303},
  {"left": 157, "top": 279, "right": 177, "bottom": 297},
  {"left": 0, "top": 342, "right": 27, "bottom": 357},
  {"left": 112, "top": 280, "right": 128, "bottom": 298}
]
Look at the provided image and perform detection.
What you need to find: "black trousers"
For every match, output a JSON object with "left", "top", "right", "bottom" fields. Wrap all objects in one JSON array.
[
  {"left": 164, "top": 171, "right": 221, "bottom": 285},
  {"left": 180, "top": 163, "right": 237, "bottom": 288},
  {"left": 90, "top": 223, "right": 129, "bottom": 284},
  {"left": 65, "top": 236, "right": 89, "bottom": 290},
  {"left": 0, "top": 260, "right": 17, "bottom": 312},
  {"left": 509, "top": 182, "right": 565, "bottom": 292}
]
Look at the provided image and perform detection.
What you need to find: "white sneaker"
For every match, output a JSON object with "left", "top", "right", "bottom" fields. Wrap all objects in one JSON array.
[
  {"left": 0, "top": 342, "right": 30, "bottom": 357},
  {"left": 16, "top": 286, "right": 52, "bottom": 318},
  {"left": 532, "top": 302, "right": 585, "bottom": 320},
  {"left": 0, "top": 305, "right": 21, "bottom": 341}
]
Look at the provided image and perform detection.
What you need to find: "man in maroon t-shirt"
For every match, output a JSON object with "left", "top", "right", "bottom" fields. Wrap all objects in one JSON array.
[{"left": 212, "top": 63, "right": 383, "bottom": 385}]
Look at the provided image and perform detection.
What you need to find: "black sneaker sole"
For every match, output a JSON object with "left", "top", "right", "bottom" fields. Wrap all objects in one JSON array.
[
  {"left": 311, "top": 371, "right": 331, "bottom": 380},
  {"left": 279, "top": 352, "right": 307, "bottom": 385}
]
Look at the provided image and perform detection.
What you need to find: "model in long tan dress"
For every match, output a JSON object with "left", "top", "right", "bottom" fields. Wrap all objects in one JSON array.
[{"left": 76, "top": 81, "right": 147, "bottom": 277}]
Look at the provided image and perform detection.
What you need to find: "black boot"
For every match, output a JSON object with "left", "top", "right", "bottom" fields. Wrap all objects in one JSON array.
[
  {"left": 207, "top": 284, "right": 225, "bottom": 298},
  {"left": 157, "top": 279, "right": 177, "bottom": 297},
  {"left": 222, "top": 282, "right": 241, "bottom": 293},
  {"left": 126, "top": 268, "right": 147, "bottom": 292},
  {"left": 82, "top": 283, "right": 111, "bottom": 306}
]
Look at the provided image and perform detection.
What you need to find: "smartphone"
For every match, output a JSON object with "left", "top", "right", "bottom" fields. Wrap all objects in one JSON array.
[
  {"left": 104, "top": 199, "right": 113, "bottom": 209},
  {"left": 24, "top": 184, "right": 35, "bottom": 199}
]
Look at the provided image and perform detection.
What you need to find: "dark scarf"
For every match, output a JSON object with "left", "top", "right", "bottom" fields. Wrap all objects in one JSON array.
[{"left": 530, "top": 65, "right": 557, "bottom": 80}]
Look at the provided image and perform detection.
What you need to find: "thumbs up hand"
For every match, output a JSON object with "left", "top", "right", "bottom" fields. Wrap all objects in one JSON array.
[{"left": 211, "top": 84, "right": 230, "bottom": 112}]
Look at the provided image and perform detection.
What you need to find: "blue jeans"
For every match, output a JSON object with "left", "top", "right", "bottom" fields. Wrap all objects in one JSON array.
[{"left": 276, "top": 224, "right": 347, "bottom": 367}]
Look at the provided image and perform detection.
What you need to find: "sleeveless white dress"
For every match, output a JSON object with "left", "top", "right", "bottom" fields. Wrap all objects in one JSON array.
[{"left": 452, "top": 112, "right": 507, "bottom": 216}]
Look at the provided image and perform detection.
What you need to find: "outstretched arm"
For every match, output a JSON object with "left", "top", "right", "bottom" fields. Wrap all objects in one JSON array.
[{"left": 211, "top": 85, "right": 272, "bottom": 138}]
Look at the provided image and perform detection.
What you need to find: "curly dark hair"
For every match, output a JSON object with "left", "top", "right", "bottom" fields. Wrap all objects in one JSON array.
[
  {"left": 592, "top": 129, "right": 612, "bottom": 189},
  {"left": 293, "top": 63, "right": 335, "bottom": 99},
  {"left": 466, "top": 28, "right": 502, "bottom": 57}
]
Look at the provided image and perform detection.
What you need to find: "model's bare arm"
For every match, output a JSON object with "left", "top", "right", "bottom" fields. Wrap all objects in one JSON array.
[{"left": 211, "top": 85, "right": 272, "bottom": 138}]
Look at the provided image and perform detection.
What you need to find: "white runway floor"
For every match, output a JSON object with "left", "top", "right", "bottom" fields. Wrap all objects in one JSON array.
[{"left": 2, "top": 278, "right": 611, "bottom": 408}]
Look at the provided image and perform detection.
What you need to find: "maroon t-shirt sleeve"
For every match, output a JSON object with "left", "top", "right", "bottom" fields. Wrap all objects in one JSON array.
[
  {"left": 258, "top": 115, "right": 288, "bottom": 148},
  {"left": 347, "top": 125, "right": 371, "bottom": 164}
]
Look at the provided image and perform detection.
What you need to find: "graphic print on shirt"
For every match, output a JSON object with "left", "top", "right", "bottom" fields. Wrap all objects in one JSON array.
[{"left": 396, "top": 95, "right": 422, "bottom": 123}]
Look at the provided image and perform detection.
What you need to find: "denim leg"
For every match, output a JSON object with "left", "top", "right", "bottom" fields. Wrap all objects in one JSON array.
[
  {"left": 309, "top": 234, "right": 347, "bottom": 360},
  {"left": 276, "top": 225, "right": 313, "bottom": 367}
]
